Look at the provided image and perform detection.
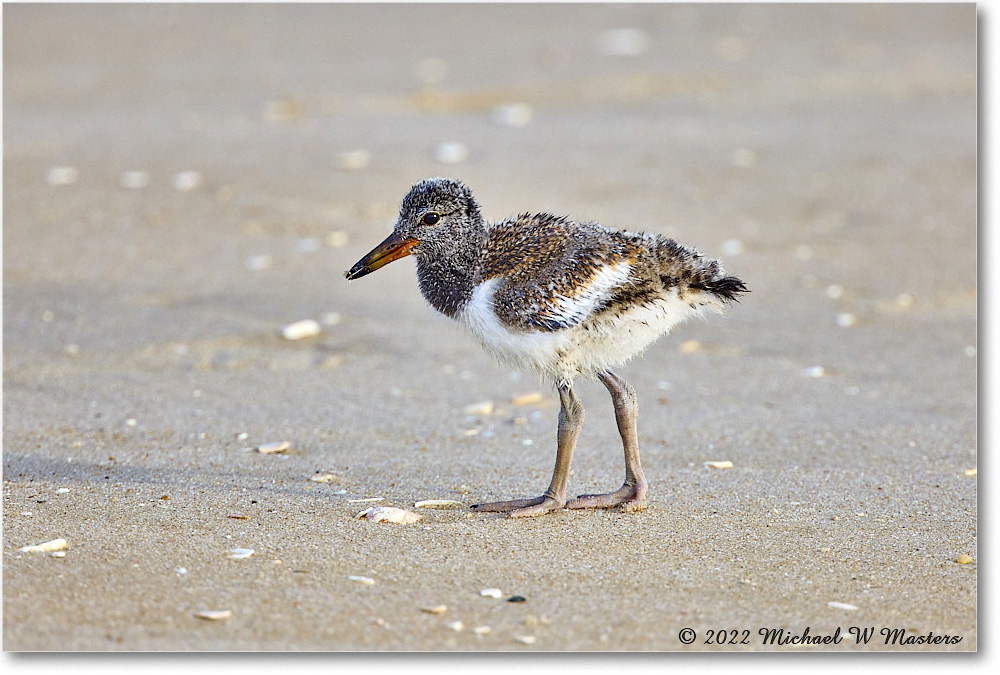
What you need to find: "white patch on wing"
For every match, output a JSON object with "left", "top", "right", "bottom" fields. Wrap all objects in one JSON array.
[{"left": 545, "top": 261, "right": 632, "bottom": 328}]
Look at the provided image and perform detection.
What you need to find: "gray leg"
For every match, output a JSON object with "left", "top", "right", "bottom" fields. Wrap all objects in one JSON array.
[
  {"left": 566, "top": 370, "right": 648, "bottom": 512},
  {"left": 471, "top": 381, "right": 584, "bottom": 518}
]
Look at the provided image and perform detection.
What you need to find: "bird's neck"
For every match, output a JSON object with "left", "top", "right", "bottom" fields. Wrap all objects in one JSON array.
[{"left": 415, "top": 229, "right": 486, "bottom": 318}]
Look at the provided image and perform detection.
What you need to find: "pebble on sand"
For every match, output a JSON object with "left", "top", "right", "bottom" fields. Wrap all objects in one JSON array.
[
  {"left": 492, "top": 103, "right": 533, "bottom": 128},
  {"left": 472, "top": 626, "right": 492, "bottom": 636},
  {"left": 194, "top": 609, "right": 233, "bottom": 621},
  {"left": 325, "top": 231, "right": 350, "bottom": 248},
  {"left": 229, "top": 548, "right": 254, "bottom": 560},
  {"left": 434, "top": 142, "right": 469, "bottom": 165},
  {"left": 514, "top": 635, "right": 537, "bottom": 645},
  {"left": 479, "top": 588, "right": 503, "bottom": 599},
  {"left": 19, "top": 538, "right": 68, "bottom": 553},
  {"left": 46, "top": 166, "right": 79, "bottom": 186},
  {"left": 801, "top": 365, "right": 826, "bottom": 378},
  {"left": 120, "top": 170, "right": 150, "bottom": 189},
  {"left": 704, "top": 460, "right": 734, "bottom": 470},
  {"left": 172, "top": 170, "right": 202, "bottom": 191},
  {"left": 337, "top": 150, "right": 371, "bottom": 171},
  {"left": 510, "top": 392, "right": 544, "bottom": 406},
  {"left": 836, "top": 312, "right": 857, "bottom": 328},
  {"left": 349, "top": 575, "right": 376, "bottom": 585},
  {"left": 246, "top": 255, "right": 273, "bottom": 271},
  {"left": 827, "top": 601, "right": 859, "bottom": 611},
  {"left": 256, "top": 441, "right": 290, "bottom": 454},
  {"left": 956, "top": 555, "right": 974, "bottom": 564},
  {"left": 963, "top": 468, "right": 977, "bottom": 477},
  {"left": 679, "top": 340, "right": 703, "bottom": 354},
  {"left": 309, "top": 472, "right": 338, "bottom": 483},
  {"left": 357, "top": 506, "right": 422, "bottom": 524},
  {"left": 463, "top": 401, "right": 494, "bottom": 415},
  {"left": 420, "top": 604, "right": 447, "bottom": 615},
  {"left": 596, "top": 28, "right": 649, "bottom": 56},
  {"left": 280, "top": 319, "right": 321, "bottom": 340},
  {"left": 446, "top": 621, "right": 464, "bottom": 632}
]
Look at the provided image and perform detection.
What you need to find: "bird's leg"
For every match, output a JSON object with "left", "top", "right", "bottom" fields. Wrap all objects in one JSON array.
[
  {"left": 471, "top": 381, "right": 584, "bottom": 518},
  {"left": 566, "top": 369, "right": 648, "bottom": 512}
]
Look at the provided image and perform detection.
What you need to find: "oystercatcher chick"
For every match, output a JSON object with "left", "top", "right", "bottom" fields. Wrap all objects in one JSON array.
[{"left": 345, "top": 178, "right": 747, "bottom": 518}]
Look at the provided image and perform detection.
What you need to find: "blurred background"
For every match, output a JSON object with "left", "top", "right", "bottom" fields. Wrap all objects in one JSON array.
[{"left": 2, "top": 3, "right": 978, "bottom": 651}]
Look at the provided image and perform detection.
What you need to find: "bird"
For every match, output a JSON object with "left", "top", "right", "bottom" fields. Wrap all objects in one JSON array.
[{"left": 345, "top": 178, "right": 747, "bottom": 518}]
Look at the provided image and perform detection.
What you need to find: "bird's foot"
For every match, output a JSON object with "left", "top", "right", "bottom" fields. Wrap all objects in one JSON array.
[
  {"left": 565, "top": 482, "right": 648, "bottom": 513},
  {"left": 470, "top": 495, "right": 565, "bottom": 518}
]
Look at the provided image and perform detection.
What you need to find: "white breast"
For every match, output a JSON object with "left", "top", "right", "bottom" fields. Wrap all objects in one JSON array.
[
  {"left": 459, "top": 278, "right": 569, "bottom": 374},
  {"left": 458, "top": 275, "right": 717, "bottom": 382}
]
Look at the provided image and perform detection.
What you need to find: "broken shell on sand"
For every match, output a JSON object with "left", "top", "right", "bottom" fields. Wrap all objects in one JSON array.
[
  {"left": 357, "top": 506, "right": 422, "bottom": 523},
  {"left": 414, "top": 499, "right": 465, "bottom": 509},
  {"left": 20, "top": 538, "right": 68, "bottom": 553}
]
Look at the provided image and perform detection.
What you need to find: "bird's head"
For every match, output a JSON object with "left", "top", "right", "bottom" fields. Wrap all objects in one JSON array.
[{"left": 344, "top": 178, "right": 483, "bottom": 280}]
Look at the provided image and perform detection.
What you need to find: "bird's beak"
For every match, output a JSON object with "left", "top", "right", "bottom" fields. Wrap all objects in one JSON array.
[{"left": 344, "top": 230, "right": 418, "bottom": 280}]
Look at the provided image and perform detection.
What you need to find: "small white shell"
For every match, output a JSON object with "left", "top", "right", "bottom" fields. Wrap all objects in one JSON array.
[
  {"left": 229, "top": 548, "right": 254, "bottom": 560},
  {"left": 827, "top": 601, "right": 859, "bottom": 611},
  {"left": 194, "top": 609, "right": 232, "bottom": 621},
  {"left": 704, "top": 460, "right": 734, "bottom": 470},
  {"left": 414, "top": 499, "right": 465, "bottom": 509},
  {"left": 514, "top": 635, "right": 537, "bottom": 645},
  {"left": 472, "top": 626, "right": 492, "bottom": 636},
  {"left": 463, "top": 400, "right": 495, "bottom": 415},
  {"left": 510, "top": 392, "right": 544, "bottom": 406},
  {"left": 446, "top": 621, "right": 464, "bottom": 632},
  {"left": 20, "top": 538, "right": 68, "bottom": 553},
  {"left": 280, "top": 319, "right": 321, "bottom": 340},
  {"left": 257, "top": 441, "right": 290, "bottom": 454},
  {"left": 357, "top": 506, "right": 422, "bottom": 524},
  {"left": 309, "top": 473, "right": 338, "bottom": 483},
  {"left": 420, "top": 604, "right": 447, "bottom": 615},
  {"left": 349, "top": 575, "right": 376, "bottom": 586},
  {"left": 479, "top": 588, "right": 503, "bottom": 599}
]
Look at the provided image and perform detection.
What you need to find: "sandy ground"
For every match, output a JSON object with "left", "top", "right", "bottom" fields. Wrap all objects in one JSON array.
[{"left": 2, "top": 4, "right": 977, "bottom": 651}]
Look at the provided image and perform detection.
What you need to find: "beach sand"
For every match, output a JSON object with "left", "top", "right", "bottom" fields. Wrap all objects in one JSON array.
[{"left": 3, "top": 4, "right": 977, "bottom": 650}]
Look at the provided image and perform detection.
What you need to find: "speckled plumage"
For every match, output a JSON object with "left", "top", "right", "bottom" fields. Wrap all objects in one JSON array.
[{"left": 345, "top": 177, "right": 747, "bottom": 517}]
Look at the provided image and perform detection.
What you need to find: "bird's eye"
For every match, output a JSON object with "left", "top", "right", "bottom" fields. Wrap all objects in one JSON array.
[{"left": 420, "top": 212, "right": 441, "bottom": 226}]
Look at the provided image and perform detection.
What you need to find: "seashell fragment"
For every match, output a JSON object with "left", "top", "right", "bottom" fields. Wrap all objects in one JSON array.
[
  {"left": 679, "top": 340, "right": 703, "bottom": 354},
  {"left": 349, "top": 575, "right": 376, "bottom": 585},
  {"left": 309, "top": 472, "right": 338, "bottom": 483},
  {"left": 479, "top": 588, "right": 503, "bottom": 599},
  {"left": 420, "top": 604, "right": 447, "bottom": 615},
  {"left": 827, "top": 601, "right": 858, "bottom": 611},
  {"left": 514, "top": 635, "right": 537, "bottom": 645},
  {"left": 434, "top": 142, "right": 468, "bottom": 165},
  {"left": 280, "top": 319, "right": 321, "bottom": 340},
  {"left": 510, "top": 392, "right": 544, "bottom": 406},
  {"left": 194, "top": 609, "right": 232, "bottom": 621},
  {"left": 956, "top": 555, "right": 974, "bottom": 564},
  {"left": 257, "top": 441, "right": 290, "bottom": 454},
  {"left": 704, "top": 460, "right": 733, "bottom": 469},
  {"left": 414, "top": 499, "right": 465, "bottom": 509},
  {"left": 46, "top": 166, "right": 78, "bottom": 186},
  {"left": 229, "top": 548, "right": 254, "bottom": 560},
  {"left": 357, "top": 506, "right": 422, "bottom": 523},
  {"left": 447, "top": 621, "right": 464, "bottom": 632},
  {"left": 463, "top": 400, "right": 494, "bottom": 415},
  {"left": 20, "top": 538, "right": 68, "bottom": 553},
  {"left": 963, "top": 468, "right": 977, "bottom": 477},
  {"left": 472, "top": 626, "right": 492, "bottom": 636}
]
